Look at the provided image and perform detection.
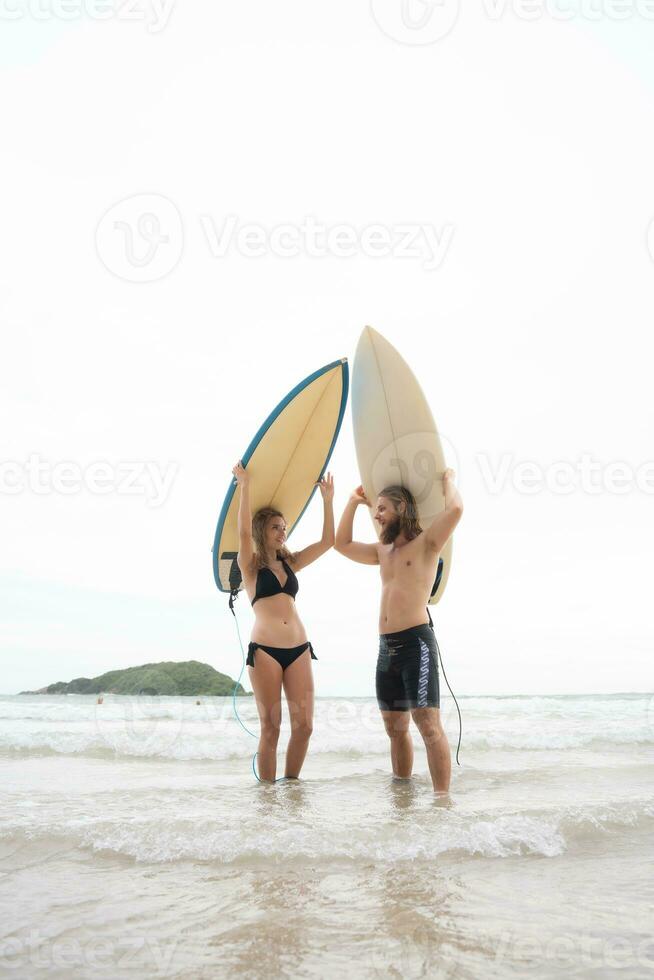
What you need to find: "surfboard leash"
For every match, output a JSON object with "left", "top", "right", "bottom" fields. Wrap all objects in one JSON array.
[
  {"left": 227, "top": 590, "right": 258, "bottom": 736},
  {"left": 228, "top": 590, "right": 288, "bottom": 784},
  {"left": 435, "top": 638, "right": 463, "bottom": 767},
  {"left": 427, "top": 607, "right": 462, "bottom": 766}
]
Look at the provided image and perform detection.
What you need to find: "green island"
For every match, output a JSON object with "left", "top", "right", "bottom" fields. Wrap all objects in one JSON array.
[{"left": 20, "top": 660, "right": 249, "bottom": 697}]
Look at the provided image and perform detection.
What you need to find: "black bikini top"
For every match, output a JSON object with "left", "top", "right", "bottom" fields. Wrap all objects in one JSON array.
[{"left": 251, "top": 556, "right": 299, "bottom": 606}]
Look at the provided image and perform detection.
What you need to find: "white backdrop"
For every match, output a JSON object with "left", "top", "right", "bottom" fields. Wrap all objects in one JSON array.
[{"left": 2, "top": 1, "right": 653, "bottom": 695}]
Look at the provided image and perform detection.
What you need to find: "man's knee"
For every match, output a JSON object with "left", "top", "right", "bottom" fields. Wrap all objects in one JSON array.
[
  {"left": 382, "top": 715, "right": 410, "bottom": 739},
  {"left": 417, "top": 722, "right": 445, "bottom": 746}
]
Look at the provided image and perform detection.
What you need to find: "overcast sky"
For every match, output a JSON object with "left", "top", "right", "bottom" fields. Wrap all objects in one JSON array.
[{"left": 2, "top": 2, "right": 653, "bottom": 697}]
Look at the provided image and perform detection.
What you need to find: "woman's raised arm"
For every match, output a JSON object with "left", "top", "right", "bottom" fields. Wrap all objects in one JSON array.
[
  {"left": 232, "top": 461, "right": 254, "bottom": 572},
  {"left": 292, "top": 473, "right": 335, "bottom": 572}
]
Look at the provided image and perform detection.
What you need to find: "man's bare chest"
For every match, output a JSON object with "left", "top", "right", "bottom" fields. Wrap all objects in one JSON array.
[{"left": 380, "top": 544, "right": 432, "bottom": 583}]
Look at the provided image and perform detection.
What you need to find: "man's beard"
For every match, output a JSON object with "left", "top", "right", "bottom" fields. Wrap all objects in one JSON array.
[{"left": 380, "top": 516, "right": 402, "bottom": 545}]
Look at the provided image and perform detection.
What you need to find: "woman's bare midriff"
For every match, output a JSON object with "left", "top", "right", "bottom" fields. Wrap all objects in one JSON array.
[{"left": 249, "top": 594, "right": 308, "bottom": 647}]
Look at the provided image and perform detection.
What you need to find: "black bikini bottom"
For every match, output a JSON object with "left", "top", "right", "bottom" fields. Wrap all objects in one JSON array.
[{"left": 247, "top": 642, "right": 317, "bottom": 671}]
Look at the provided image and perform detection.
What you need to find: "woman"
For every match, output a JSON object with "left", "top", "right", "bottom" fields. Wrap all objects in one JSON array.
[{"left": 231, "top": 461, "right": 335, "bottom": 782}]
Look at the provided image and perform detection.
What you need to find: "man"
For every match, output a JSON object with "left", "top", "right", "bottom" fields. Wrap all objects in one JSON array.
[{"left": 335, "top": 469, "right": 462, "bottom": 793}]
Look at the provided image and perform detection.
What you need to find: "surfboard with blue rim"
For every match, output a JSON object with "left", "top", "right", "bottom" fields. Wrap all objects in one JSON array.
[{"left": 213, "top": 358, "right": 349, "bottom": 594}]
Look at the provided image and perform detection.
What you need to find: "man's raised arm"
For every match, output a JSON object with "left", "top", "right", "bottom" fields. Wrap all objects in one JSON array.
[
  {"left": 335, "top": 486, "right": 379, "bottom": 565},
  {"left": 424, "top": 469, "right": 463, "bottom": 555}
]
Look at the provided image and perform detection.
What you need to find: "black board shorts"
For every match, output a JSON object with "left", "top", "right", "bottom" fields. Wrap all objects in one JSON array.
[{"left": 376, "top": 623, "right": 440, "bottom": 712}]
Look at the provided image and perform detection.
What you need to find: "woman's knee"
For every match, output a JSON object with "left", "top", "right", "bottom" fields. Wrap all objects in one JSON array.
[
  {"left": 260, "top": 719, "right": 281, "bottom": 746},
  {"left": 290, "top": 718, "right": 313, "bottom": 740}
]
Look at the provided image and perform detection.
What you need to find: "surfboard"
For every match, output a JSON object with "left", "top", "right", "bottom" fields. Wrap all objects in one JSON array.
[
  {"left": 213, "top": 358, "right": 349, "bottom": 594},
  {"left": 351, "top": 326, "right": 452, "bottom": 605}
]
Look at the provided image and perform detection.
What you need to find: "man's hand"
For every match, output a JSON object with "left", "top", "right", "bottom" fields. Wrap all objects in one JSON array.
[
  {"left": 425, "top": 467, "right": 463, "bottom": 553},
  {"left": 442, "top": 468, "right": 461, "bottom": 510},
  {"left": 351, "top": 484, "right": 371, "bottom": 507}
]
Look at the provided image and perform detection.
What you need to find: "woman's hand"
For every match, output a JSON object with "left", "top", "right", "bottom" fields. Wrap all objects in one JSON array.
[
  {"left": 351, "top": 484, "right": 371, "bottom": 507},
  {"left": 232, "top": 461, "right": 249, "bottom": 487},
  {"left": 317, "top": 471, "right": 334, "bottom": 502},
  {"left": 443, "top": 468, "right": 456, "bottom": 486}
]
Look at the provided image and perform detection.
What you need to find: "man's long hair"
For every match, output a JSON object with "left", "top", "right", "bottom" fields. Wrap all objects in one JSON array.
[
  {"left": 378, "top": 485, "right": 422, "bottom": 545},
  {"left": 251, "top": 507, "right": 297, "bottom": 570}
]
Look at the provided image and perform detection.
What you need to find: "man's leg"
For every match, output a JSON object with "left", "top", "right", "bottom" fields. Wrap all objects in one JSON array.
[
  {"left": 411, "top": 706, "right": 451, "bottom": 792},
  {"left": 380, "top": 709, "right": 413, "bottom": 778}
]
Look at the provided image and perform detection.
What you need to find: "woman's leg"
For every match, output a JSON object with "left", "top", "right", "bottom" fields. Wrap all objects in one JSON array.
[
  {"left": 281, "top": 649, "right": 315, "bottom": 778},
  {"left": 248, "top": 650, "right": 283, "bottom": 782}
]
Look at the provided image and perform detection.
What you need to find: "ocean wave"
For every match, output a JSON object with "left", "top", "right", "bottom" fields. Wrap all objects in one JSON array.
[
  {"left": 458, "top": 732, "right": 654, "bottom": 750},
  {"left": 3, "top": 800, "right": 653, "bottom": 866},
  {"left": 2, "top": 693, "right": 650, "bottom": 724},
  {"left": 1, "top": 723, "right": 652, "bottom": 762}
]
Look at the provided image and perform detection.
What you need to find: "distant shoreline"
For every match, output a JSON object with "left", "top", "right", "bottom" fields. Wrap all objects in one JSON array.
[
  {"left": 8, "top": 690, "right": 649, "bottom": 699},
  {"left": 17, "top": 659, "right": 249, "bottom": 698}
]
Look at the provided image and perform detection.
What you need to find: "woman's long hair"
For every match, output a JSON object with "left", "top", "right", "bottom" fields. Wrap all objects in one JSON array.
[
  {"left": 379, "top": 485, "right": 422, "bottom": 544},
  {"left": 251, "top": 507, "right": 298, "bottom": 570}
]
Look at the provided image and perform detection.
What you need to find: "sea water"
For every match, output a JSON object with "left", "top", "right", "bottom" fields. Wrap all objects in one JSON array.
[{"left": 1, "top": 692, "right": 652, "bottom": 978}]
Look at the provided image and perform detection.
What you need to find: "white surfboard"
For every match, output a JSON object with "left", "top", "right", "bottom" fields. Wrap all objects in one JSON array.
[{"left": 352, "top": 326, "right": 452, "bottom": 604}]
